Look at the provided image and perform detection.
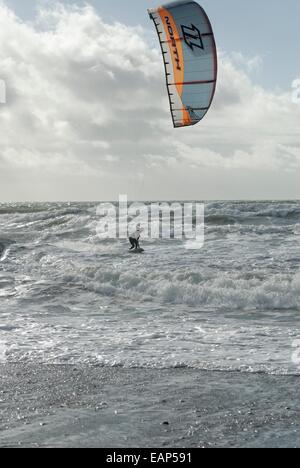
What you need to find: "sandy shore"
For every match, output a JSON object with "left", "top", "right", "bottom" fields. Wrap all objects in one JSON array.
[{"left": 0, "top": 365, "right": 299, "bottom": 448}]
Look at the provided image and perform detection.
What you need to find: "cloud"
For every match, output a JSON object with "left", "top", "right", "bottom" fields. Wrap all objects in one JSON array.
[
  {"left": 0, "top": 2, "right": 299, "bottom": 201},
  {"left": 228, "top": 51, "right": 264, "bottom": 74}
]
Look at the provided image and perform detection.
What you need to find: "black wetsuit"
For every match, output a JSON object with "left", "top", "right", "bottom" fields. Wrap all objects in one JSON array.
[{"left": 129, "top": 237, "right": 139, "bottom": 250}]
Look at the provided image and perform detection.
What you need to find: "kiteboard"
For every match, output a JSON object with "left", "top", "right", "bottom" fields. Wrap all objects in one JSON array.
[{"left": 129, "top": 248, "right": 144, "bottom": 254}]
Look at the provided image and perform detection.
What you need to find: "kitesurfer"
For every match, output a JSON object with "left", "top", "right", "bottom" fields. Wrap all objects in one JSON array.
[{"left": 129, "top": 224, "right": 142, "bottom": 250}]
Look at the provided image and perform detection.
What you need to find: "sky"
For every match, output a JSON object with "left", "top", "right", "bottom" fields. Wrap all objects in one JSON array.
[{"left": 0, "top": 0, "right": 299, "bottom": 201}]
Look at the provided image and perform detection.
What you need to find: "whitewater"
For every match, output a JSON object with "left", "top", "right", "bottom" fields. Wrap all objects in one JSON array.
[{"left": 0, "top": 200, "right": 300, "bottom": 374}]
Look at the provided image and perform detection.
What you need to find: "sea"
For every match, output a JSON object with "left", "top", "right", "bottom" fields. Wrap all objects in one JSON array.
[{"left": 0, "top": 200, "right": 300, "bottom": 375}]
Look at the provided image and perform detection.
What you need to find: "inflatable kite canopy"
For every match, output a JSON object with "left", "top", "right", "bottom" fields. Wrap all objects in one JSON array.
[{"left": 148, "top": 0, "right": 217, "bottom": 128}]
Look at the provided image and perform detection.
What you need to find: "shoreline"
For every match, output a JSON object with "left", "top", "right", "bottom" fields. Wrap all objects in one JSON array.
[{"left": 0, "top": 365, "right": 299, "bottom": 448}]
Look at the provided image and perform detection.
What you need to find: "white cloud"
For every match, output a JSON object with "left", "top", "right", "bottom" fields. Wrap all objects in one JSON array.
[
  {"left": 229, "top": 51, "right": 264, "bottom": 73},
  {"left": 0, "top": 2, "right": 299, "bottom": 201}
]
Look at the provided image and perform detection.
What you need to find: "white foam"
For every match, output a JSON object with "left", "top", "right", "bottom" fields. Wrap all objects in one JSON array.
[{"left": 78, "top": 266, "right": 300, "bottom": 311}]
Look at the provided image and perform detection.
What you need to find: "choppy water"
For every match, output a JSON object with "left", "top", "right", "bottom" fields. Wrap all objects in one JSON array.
[{"left": 0, "top": 201, "right": 300, "bottom": 374}]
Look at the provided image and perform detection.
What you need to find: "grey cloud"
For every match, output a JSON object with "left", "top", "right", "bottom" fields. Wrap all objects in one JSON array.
[{"left": 0, "top": 2, "right": 299, "bottom": 201}]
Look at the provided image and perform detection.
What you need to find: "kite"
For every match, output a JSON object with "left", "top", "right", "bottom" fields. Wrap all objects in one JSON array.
[{"left": 148, "top": 0, "right": 218, "bottom": 128}]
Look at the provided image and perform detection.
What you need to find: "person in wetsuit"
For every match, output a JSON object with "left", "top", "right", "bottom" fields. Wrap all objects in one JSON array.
[{"left": 129, "top": 225, "right": 142, "bottom": 250}]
